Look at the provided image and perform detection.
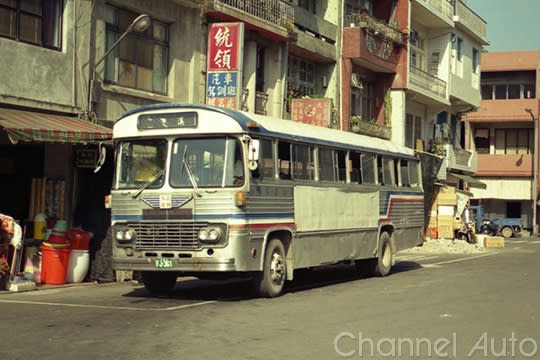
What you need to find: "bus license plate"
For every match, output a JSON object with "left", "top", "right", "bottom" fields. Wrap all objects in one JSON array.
[{"left": 155, "top": 258, "right": 174, "bottom": 268}]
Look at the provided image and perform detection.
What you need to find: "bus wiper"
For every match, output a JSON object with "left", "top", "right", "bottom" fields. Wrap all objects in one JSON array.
[
  {"left": 181, "top": 145, "right": 201, "bottom": 197},
  {"left": 132, "top": 169, "right": 165, "bottom": 199}
]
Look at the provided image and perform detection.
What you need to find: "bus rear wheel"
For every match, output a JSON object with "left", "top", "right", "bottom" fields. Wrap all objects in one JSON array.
[
  {"left": 253, "top": 239, "right": 286, "bottom": 298},
  {"left": 356, "top": 232, "right": 393, "bottom": 277},
  {"left": 142, "top": 271, "right": 177, "bottom": 295},
  {"left": 374, "top": 232, "right": 393, "bottom": 277}
]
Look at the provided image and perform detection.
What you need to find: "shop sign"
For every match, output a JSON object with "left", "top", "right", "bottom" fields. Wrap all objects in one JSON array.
[
  {"left": 291, "top": 98, "right": 332, "bottom": 127},
  {"left": 206, "top": 22, "right": 244, "bottom": 110},
  {"left": 75, "top": 148, "right": 97, "bottom": 168}
]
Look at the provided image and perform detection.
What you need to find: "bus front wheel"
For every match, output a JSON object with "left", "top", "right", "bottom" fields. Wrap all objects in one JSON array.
[
  {"left": 253, "top": 239, "right": 286, "bottom": 298},
  {"left": 142, "top": 271, "right": 177, "bottom": 295}
]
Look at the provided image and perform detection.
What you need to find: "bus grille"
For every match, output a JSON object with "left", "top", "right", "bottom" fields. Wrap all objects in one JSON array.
[{"left": 127, "top": 222, "right": 208, "bottom": 249}]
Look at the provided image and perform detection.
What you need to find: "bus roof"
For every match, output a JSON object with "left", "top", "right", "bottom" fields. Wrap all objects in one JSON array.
[{"left": 117, "top": 103, "right": 416, "bottom": 159}]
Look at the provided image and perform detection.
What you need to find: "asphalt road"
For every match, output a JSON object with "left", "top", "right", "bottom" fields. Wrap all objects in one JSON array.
[{"left": 1, "top": 238, "right": 539, "bottom": 360}]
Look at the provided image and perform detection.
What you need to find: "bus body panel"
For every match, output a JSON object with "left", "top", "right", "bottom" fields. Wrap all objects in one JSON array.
[{"left": 110, "top": 104, "right": 426, "bottom": 291}]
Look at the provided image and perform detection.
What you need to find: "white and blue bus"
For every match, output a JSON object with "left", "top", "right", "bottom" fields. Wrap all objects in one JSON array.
[{"left": 109, "top": 103, "right": 424, "bottom": 297}]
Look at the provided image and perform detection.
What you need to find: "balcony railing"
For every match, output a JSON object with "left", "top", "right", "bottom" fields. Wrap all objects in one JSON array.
[
  {"left": 415, "top": 0, "right": 453, "bottom": 23},
  {"left": 410, "top": 65, "right": 447, "bottom": 98},
  {"left": 214, "top": 0, "right": 294, "bottom": 28},
  {"left": 454, "top": 0, "right": 488, "bottom": 43},
  {"left": 343, "top": 14, "right": 404, "bottom": 45}
]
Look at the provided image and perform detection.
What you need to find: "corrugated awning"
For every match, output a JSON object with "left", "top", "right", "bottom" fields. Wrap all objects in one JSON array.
[
  {"left": 0, "top": 108, "right": 112, "bottom": 144},
  {"left": 449, "top": 172, "right": 487, "bottom": 189}
]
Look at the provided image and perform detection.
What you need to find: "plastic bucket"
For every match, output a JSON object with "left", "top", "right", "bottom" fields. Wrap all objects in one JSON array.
[
  {"left": 66, "top": 250, "right": 90, "bottom": 283},
  {"left": 67, "top": 229, "right": 93, "bottom": 250},
  {"left": 47, "top": 230, "right": 68, "bottom": 245},
  {"left": 40, "top": 246, "right": 71, "bottom": 285}
]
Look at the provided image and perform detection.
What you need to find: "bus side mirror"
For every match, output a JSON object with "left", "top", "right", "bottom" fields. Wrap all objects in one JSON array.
[
  {"left": 248, "top": 139, "right": 260, "bottom": 171},
  {"left": 94, "top": 142, "right": 107, "bottom": 173}
]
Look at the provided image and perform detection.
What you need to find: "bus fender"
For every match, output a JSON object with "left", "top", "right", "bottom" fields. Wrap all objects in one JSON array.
[
  {"left": 260, "top": 228, "right": 294, "bottom": 281},
  {"left": 375, "top": 223, "right": 396, "bottom": 259}
]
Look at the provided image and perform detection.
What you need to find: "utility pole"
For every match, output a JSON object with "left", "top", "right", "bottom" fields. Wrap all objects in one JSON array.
[{"left": 526, "top": 108, "right": 537, "bottom": 235}]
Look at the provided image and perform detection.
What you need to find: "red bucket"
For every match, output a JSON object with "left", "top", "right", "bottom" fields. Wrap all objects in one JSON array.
[
  {"left": 41, "top": 246, "right": 71, "bottom": 285},
  {"left": 67, "top": 228, "right": 93, "bottom": 250}
]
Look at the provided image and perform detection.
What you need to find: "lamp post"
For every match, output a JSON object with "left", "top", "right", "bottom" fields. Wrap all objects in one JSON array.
[
  {"left": 526, "top": 108, "right": 538, "bottom": 235},
  {"left": 86, "top": 14, "right": 152, "bottom": 122}
]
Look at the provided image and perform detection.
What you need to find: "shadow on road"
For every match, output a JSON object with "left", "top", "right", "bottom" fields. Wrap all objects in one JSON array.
[{"left": 121, "top": 261, "right": 424, "bottom": 301}]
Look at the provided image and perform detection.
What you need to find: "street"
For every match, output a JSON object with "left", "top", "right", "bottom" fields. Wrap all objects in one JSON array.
[{"left": 1, "top": 238, "right": 539, "bottom": 360}]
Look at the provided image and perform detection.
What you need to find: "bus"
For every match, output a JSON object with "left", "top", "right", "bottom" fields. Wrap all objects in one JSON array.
[{"left": 109, "top": 103, "right": 424, "bottom": 297}]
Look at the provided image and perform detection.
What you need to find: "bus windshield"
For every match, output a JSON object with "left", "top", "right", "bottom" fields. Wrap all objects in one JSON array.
[
  {"left": 115, "top": 139, "right": 168, "bottom": 190},
  {"left": 170, "top": 137, "right": 244, "bottom": 188}
]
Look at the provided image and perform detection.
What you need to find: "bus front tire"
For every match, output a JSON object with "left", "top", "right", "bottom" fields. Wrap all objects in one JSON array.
[
  {"left": 142, "top": 271, "right": 177, "bottom": 295},
  {"left": 253, "top": 239, "right": 286, "bottom": 298}
]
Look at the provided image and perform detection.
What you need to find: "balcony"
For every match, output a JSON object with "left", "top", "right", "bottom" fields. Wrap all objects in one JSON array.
[
  {"left": 453, "top": 0, "right": 489, "bottom": 45},
  {"left": 210, "top": 0, "right": 294, "bottom": 39},
  {"left": 343, "top": 15, "right": 404, "bottom": 73},
  {"left": 411, "top": 0, "right": 454, "bottom": 28},
  {"left": 468, "top": 99, "right": 538, "bottom": 123},
  {"left": 445, "top": 144, "right": 478, "bottom": 174},
  {"left": 344, "top": 14, "right": 404, "bottom": 45},
  {"left": 409, "top": 65, "right": 447, "bottom": 102},
  {"left": 476, "top": 154, "right": 532, "bottom": 177}
]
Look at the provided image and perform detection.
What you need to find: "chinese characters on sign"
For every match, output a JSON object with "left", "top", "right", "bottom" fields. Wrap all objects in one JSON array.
[
  {"left": 206, "top": 23, "right": 244, "bottom": 110},
  {"left": 291, "top": 98, "right": 332, "bottom": 127}
]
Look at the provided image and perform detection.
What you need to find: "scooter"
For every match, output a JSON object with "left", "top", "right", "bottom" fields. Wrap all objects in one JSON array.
[
  {"left": 479, "top": 219, "right": 498, "bottom": 236},
  {"left": 456, "top": 221, "right": 476, "bottom": 244}
]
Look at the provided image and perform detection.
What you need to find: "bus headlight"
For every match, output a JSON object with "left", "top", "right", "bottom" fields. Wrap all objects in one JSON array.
[
  {"left": 198, "top": 226, "right": 223, "bottom": 243},
  {"left": 115, "top": 227, "right": 136, "bottom": 243}
]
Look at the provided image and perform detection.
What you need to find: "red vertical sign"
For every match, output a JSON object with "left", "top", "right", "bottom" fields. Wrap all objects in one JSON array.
[
  {"left": 207, "top": 23, "right": 241, "bottom": 71},
  {"left": 206, "top": 23, "right": 244, "bottom": 110}
]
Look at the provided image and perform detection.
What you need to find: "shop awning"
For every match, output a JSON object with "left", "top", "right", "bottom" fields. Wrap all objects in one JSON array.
[
  {"left": 449, "top": 172, "right": 487, "bottom": 189},
  {"left": 0, "top": 108, "right": 112, "bottom": 144}
]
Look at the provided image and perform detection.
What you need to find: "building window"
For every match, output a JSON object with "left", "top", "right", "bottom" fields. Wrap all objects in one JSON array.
[
  {"left": 351, "top": 79, "right": 373, "bottom": 121},
  {"left": 104, "top": 6, "right": 169, "bottom": 94},
  {"left": 0, "top": 0, "right": 63, "bottom": 49},
  {"left": 472, "top": 48, "right": 479, "bottom": 74},
  {"left": 287, "top": 56, "right": 315, "bottom": 108},
  {"left": 405, "top": 114, "right": 422, "bottom": 149},
  {"left": 474, "top": 128, "right": 490, "bottom": 154},
  {"left": 481, "top": 83, "right": 537, "bottom": 100},
  {"left": 456, "top": 37, "right": 463, "bottom": 61},
  {"left": 494, "top": 128, "right": 532, "bottom": 155}
]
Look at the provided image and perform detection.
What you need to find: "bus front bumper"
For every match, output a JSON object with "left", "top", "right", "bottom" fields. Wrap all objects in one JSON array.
[{"left": 113, "top": 256, "right": 236, "bottom": 272}]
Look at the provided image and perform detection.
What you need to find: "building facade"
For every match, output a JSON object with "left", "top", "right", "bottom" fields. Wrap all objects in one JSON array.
[
  {"left": 468, "top": 51, "right": 540, "bottom": 232},
  {"left": 0, "top": 0, "right": 489, "bottom": 274}
]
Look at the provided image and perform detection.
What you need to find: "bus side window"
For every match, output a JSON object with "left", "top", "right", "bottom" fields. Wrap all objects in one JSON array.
[
  {"left": 278, "top": 141, "right": 292, "bottom": 180},
  {"left": 257, "top": 138, "right": 274, "bottom": 179},
  {"left": 409, "top": 160, "right": 420, "bottom": 187},
  {"left": 349, "top": 151, "right": 362, "bottom": 184},
  {"left": 383, "top": 157, "right": 396, "bottom": 186},
  {"left": 318, "top": 147, "right": 334, "bottom": 182},
  {"left": 336, "top": 150, "right": 346, "bottom": 182},
  {"left": 293, "top": 143, "right": 313, "bottom": 180},
  {"left": 361, "top": 153, "right": 376, "bottom": 184},
  {"left": 400, "top": 159, "right": 410, "bottom": 186}
]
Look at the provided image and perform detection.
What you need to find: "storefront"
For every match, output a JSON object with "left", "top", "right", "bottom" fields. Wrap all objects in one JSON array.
[{"left": 0, "top": 107, "right": 114, "bottom": 290}]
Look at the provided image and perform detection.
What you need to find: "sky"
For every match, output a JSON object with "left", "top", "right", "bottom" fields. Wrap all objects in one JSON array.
[{"left": 466, "top": 0, "right": 540, "bottom": 52}]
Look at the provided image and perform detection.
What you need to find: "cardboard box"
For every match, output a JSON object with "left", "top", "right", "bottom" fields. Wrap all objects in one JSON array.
[
  {"left": 485, "top": 236, "right": 505, "bottom": 248},
  {"left": 437, "top": 187, "right": 457, "bottom": 205}
]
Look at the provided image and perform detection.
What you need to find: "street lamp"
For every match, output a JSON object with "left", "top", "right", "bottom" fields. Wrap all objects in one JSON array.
[
  {"left": 526, "top": 108, "right": 538, "bottom": 235},
  {"left": 86, "top": 14, "right": 152, "bottom": 122}
]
